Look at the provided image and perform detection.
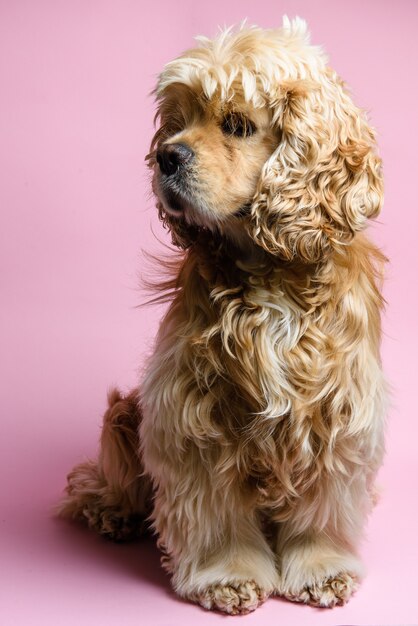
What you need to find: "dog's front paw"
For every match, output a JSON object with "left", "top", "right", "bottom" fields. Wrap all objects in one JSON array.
[
  {"left": 191, "top": 580, "right": 268, "bottom": 615},
  {"left": 284, "top": 571, "right": 358, "bottom": 608},
  {"left": 278, "top": 534, "right": 363, "bottom": 608}
]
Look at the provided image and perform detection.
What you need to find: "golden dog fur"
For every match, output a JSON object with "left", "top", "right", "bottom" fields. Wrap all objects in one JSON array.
[{"left": 58, "top": 18, "right": 387, "bottom": 614}]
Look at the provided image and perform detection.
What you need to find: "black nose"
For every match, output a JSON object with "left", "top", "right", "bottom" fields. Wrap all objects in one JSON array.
[{"left": 156, "top": 143, "right": 194, "bottom": 176}]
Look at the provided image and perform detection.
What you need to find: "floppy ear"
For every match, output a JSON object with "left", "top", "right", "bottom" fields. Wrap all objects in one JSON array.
[{"left": 249, "top": 76, "right": 383, "bottom": 263}]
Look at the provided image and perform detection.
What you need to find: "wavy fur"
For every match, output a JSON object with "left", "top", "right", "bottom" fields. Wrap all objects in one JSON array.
[{"left": 59, "top": 18, "right": 387, "bottom": 615}]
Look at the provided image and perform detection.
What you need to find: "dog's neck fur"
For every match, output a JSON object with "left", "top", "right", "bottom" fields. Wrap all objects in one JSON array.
[
  {"left": 186, "top": 229, "right": 336, "bottom": 314},
  {"left": 149, "top": 217, "right": 385, "bottom": 337}
]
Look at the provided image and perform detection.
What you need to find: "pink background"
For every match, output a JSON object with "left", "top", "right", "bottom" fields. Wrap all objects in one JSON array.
[{"left": 1, "top": 1, "right": 417, "bottom": 624}]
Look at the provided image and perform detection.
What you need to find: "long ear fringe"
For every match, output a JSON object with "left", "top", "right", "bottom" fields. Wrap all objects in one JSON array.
[
  {"left": 138, "top": 247, "right": 185, "bottom": 307},
  {"left": 249, "top": 79, "right": 383, "bottom": 263}
]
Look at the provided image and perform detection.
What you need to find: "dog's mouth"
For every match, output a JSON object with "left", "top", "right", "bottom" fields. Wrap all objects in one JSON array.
[
  {"left": 163, "top": 189, "right": 188, "bottom": 216},
  {"left": 156, "top": 171, "right": 253, "bottom": 231},
  {"left": 155, "top": 170, "right": 195, "bottom": 219},
  {"left": 162, "top": 189, "right": 252, "bottom": 221}
]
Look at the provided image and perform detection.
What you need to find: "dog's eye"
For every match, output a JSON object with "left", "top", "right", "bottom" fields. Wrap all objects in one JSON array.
[{"left": 221, "top": 113, "right": 256, "bottom": 138}]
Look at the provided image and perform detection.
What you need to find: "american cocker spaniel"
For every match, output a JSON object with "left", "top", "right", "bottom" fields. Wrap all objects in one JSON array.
[{"left": 59, "top": 17, "right": 387, "bottom": 615}]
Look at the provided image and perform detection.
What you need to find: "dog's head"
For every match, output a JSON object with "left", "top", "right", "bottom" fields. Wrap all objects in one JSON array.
[{"left": 148, "top": 17, "right": 383, "bottom": 262}]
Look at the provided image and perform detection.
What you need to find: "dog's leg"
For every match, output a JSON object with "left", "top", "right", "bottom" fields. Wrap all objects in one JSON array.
[
  {"left": 275, "top": 469, "right": 374, "bottom": 607},
  {"left": 276, "top": 527, "right": 363, "bottom": 608},
  {"left": 57, "top": 388, "right": 152, "bottom": 541},
  {"left": 147, "top": 466, "right": 279, "bottom": 614}
]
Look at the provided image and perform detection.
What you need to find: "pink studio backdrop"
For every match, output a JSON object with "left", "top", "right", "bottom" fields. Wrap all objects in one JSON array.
[{"left": 1, "top": 1, "right": 417, "bottom": 625}]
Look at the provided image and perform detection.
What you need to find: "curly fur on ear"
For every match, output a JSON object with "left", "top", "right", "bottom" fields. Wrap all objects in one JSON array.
[{"left": 249, "top": 76, "right": 383, "bottom": 262}]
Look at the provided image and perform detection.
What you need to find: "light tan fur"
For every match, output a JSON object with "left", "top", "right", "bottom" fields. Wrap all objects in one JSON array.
[{"left": 58, "top": 18, "right": 387, "bottom": 615}]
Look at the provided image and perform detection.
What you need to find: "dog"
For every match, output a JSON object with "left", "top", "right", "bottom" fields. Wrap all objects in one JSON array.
[{"left": 58, "top": 17, "right": 387, "bottom": 615}]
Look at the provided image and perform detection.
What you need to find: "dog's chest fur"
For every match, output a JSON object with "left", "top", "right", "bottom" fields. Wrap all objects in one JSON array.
[{"left": 141, "top": 248, "right": 344, "bottom": 511}]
